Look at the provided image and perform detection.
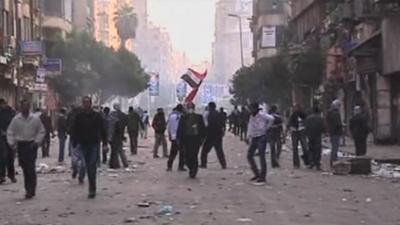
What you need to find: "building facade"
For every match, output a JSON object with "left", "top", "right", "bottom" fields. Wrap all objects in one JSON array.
[
  {"left": 211, "top": 0, "right": 253, "bottom": 84},
  {"left": 0, "top": 0, "right": 42, "bottom": 108},
  {"left": 251, "top": 0, "right": 291, "bottom": 60}
]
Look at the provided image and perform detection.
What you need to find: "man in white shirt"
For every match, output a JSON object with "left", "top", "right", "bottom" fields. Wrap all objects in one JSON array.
[
  {"left": 247, "top": 102, "right": 274, "bottom": 184},
  {"left": 7, "top": 99, "right": 45, "bottom": 199},
  {"left": 166, "top": 104, "right": 185, "bottom": 171}
]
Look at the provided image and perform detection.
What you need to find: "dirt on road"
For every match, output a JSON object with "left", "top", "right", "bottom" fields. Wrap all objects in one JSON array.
[{"left": 1, "top": 134, "right": 400, "bottom": 225}]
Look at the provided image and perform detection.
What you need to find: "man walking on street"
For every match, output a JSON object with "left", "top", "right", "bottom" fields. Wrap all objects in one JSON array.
[
  {"left": 305, "top": 106, "right": 325, "bottom": 170},
  {"left": 39, "top": 109, "right": 54, "bottom": 158},
  {"left": 349, "top": 106, "right": 370, "bottom": 156},
  {"left": 127, "top": 107, "right": 142, "bottom": 155},
  {"left": 141, "top": 111, "right": 150, "bottom": 139},
  {"left": 239, "top": 106, "right": 250, "bottom": 142},
  {"left": 326, "top": 100, "right": 343, "bottom": 167},
  {"left": 200, "top": 102, "right": 227, "bottom": 169},
  {"left": 0, "top": 99, "right": 16, "bottom": 184},
  {"left": 109, "top": 104, "right": 129, "bottom": 169},
  {"left": 177, "top": 103, "right": 205, "bottom": 179},
  {"left": 152, "top": 108, "right": 168, "bottom": 158},
  {"left": 287, "top": 104, "right": 310, "bottom": 168},
  {"left": 57, "top": 108, "right": 68, "bottom": 164},
  {"left": 71, "top": 96, "right": 108, "bottom": 199},
  {"left": 268, "top": 105, "right": 283, "bottom": 168},
  {"left": 167, "top": 104, "right": 185, "bottom": 171},
  {"left": 247, "top": 103, "right": 274, "bottom": 184},
  {"left": 101, "top": 107, "right": 111, "bottom": 164},
  {"left": 7, "top": 99, "right": 45, "bottom": 199}
]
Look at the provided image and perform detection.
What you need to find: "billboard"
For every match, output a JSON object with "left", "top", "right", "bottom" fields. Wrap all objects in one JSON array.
[
  {"left": 261, "top": 26, "right": 276, "bottom": 48},
  {"left": 149, "top": 73, "right": 160, "bottom": 96},
  {"left": 176, "top": 82, "right": 187, "bottom": 102}
]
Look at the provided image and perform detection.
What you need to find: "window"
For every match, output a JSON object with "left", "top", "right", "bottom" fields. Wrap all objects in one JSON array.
[{"left": 23, "top": 16, "right": 31, "bottom": 41}]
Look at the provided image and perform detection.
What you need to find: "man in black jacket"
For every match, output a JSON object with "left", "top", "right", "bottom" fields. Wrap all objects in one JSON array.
[
  {"left": 326, "top": 100, "right": 343, "bottom": 167},
  {"left": 71, "top": 96, "right": 108, "bottom": 199},
  {"left": 177, "top": 103, "right": 205, "bottom": 178},
  {"left": 287, "top": 104, "right": 310, "bottom": 168},
  {"left": 200, "top": 102, "right": 227, "bottom": 169},
  {"left": 0, "top": 99, "right": 16, "bottom": 184},
  {"left": 305, "top": 106, "right": 325, "bottom": 170},
  {"left": 152, "top": 108, "right": 168, "bottom": 158},
  {"left": 349, "top": 106, "right": 370, "bottom": 156},
  {"left": 127, "top": 107, "right": 142, "bottom": 155}
]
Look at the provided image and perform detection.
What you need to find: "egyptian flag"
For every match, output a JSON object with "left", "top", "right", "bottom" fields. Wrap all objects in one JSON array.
[
  {"left": 181, "top": 68, "right": 207, "bottom": 103},
  {"left": 181, "top": 69, "right": 207, "bottom": 88}
]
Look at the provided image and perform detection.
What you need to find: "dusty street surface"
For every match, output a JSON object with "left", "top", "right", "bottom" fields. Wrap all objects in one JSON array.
[{"left": 1, "top": 134, "right": 400, "bottom": 225}]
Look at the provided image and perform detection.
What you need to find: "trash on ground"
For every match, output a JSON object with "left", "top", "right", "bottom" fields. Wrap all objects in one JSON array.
[
  {"left": 137, "top": 202, "right": 151, "bottom": 208},
  {"left": 236, "top": 217, "right": 253, "bottom": 222},
  {"left": 158, "top": 205, "right": 175, "bottom": 216},
  {"left": 123, "top": 217, "right": 138, "bottom": 223}
]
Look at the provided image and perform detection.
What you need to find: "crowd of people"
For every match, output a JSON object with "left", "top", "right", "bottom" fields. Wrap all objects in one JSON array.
[{"left": 0, "top": 96, "right": 371, "bottom": 200}]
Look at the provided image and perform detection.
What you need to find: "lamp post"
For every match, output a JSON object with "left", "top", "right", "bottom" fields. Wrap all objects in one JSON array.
[{"left": 228, "top": 13, "right": 244, "bottom": 67}]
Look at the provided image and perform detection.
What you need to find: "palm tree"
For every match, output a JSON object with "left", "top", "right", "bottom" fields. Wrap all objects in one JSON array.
[{"left": 114, "top": 5, "right": 138, "bottom": 49}]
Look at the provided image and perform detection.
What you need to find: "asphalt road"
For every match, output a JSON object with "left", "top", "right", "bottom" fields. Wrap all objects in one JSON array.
[{"left": 1, "top": 133, "right": 400, "bottom": 225}]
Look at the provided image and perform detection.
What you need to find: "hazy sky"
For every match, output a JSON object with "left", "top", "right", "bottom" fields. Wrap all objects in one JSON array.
[{"left": 147, "top": 0, "right": 216, "bottom": 64}]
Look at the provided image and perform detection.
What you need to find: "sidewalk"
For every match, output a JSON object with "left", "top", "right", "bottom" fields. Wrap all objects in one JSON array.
[{"left": 340, "top": 138, "right": 400, "bottom": 160}]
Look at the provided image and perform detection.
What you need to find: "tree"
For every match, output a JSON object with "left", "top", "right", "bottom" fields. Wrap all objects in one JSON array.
[
  {"left": 230, "top": 55, "right": 292, "bottom": 108},
  {"left": 47, "top": 32, "right": 149, "bottom": 105},
  {"left": 114, "top": 5, "right": 138, "bottom": 49}
]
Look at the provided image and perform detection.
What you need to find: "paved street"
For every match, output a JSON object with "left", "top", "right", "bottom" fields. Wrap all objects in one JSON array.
[{"left": 1, "top": 133, "right": 400, "bottom": 225}]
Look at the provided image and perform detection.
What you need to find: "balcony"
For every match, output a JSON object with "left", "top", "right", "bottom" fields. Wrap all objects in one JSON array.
[{"left": 42, "top": 14, "right": 73, "bottom": 34}]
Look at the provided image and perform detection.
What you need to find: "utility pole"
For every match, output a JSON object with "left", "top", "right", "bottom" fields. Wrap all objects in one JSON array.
[{"left": 228, "top": 13, "right": 244, "bottom": 67}]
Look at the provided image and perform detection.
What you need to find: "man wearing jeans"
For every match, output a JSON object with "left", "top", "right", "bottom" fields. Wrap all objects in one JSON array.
[
  {"left": 326, "top": 100, "right": 343, "bottom": 167},
  {"left": 7, "top": 99, "right": 45, "bottom": 199},
  {"left": 247, "top": 103, "right": 274, "bottom": 184},
  {"left": 0, "top": 99, "right": 16, "bottom": 184},
  {"left": 287, "top": 104, "right": 309, "bottom": 168},
  {"left": 167, "top": 104, "right": 185, "bottom": 171},
  {"left": 71, "top": 97, "right": 108, "bottom": 199}
]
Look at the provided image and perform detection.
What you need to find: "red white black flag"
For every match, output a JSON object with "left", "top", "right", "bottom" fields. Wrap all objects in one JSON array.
[
  {"left": 181, "top": 68, "right": 207, "bottom": 88},
  {"left": 180, "top": 68, "right": 207, "bottom": 104}
]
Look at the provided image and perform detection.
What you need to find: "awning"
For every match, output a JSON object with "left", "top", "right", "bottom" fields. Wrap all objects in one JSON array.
[{"left": 348, "top": 30, "right": 382, "bottom": 56}]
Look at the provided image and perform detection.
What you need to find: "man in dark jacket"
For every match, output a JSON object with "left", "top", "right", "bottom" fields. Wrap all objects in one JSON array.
[
  {"left": 152, "top": 108, "right": 168, "bottom": 158},
  {"left": 326, "top": 100, "right": 343, "bottom": 166},
  {"left": 177, "top": 103, "right": 205, "bottom": 178},
  {"left": 349, "top": 106, "right": 370, "bottom": 156},
  {"left": 127, "top": 107, "right": 142, "bottom": 155},
  {"left": 71, "top": 96, "right": 107, "bottom": 199},
  {"left": 0, "top": 98, "right": 16, "bottom": 184},
  {"left": 287, "top": 104, "right": 310, "bottom": 168},
  {"left": 305, "top": 106, "right": 325, "bottom": 170},
  {"left": 200, "top": 102, "right": 227, "bottom": 169},
  {"left": 39, "top": 109, "right": 55, "bottom": 158},
  {"left": 239, "top": 106, "right": 250, "bottom": 142},
  {"left": 268, "top": 105, "right": 283, "bottom": 168},
  {"left": 109, "top": 103, "right": 129, "bottom": 169},
  {"left": 57, "top": 108, "right": 68, "bottom": 163}
]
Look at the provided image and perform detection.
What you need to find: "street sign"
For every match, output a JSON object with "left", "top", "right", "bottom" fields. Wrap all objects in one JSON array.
[
  {"left": 36, "top": 68, "right": 46, "bottom": 83},
  {"left": 43, "top": 58, "right": 62, "bottom": 75},
  {"left": 33, "top": 83, "right": 48, "bottom": 92},
  {"left": 20, "top": 41, "right": 44, "bottom": 56}
]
